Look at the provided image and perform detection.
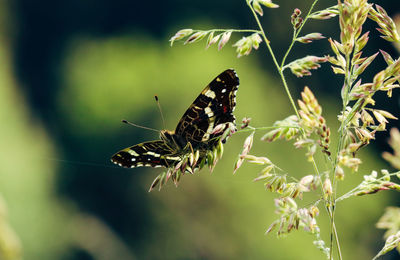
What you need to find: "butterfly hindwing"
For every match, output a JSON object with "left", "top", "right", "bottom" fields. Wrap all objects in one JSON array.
[
  {"left": 111, "top": 141, "right": 181, "bottom": 168},
  {"left": 175, "top": 69, "right": 239, "bottom": 144}
]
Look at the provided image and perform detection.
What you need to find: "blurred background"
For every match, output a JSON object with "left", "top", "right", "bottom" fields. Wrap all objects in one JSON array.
[{"left": 1, "top": 0, "right": 400, "bottom": 259}]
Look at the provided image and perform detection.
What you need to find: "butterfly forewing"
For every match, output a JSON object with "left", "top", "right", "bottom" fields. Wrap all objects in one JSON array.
[
  {"left": 175, "top": 69, "right": 239, "bottom": 144},
  {"left": 111, "top": 141, "right": 181, "bottom": 168}
]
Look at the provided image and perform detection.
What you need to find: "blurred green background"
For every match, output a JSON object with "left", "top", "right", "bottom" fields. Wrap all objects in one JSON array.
[{"left": 0, "top": 0, "right": 400, "bottom": 259}]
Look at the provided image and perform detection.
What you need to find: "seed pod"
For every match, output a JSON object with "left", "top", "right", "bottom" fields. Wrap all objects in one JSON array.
[{"left": 218, "top": 31, "right": 232, "bottom": 50}]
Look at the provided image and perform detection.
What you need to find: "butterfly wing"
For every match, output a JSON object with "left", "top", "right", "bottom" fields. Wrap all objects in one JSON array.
[
  {"left": 111, "top": 140, "right": 181, "bottom": 168},
  {"left": 175, "top": 69, "right": 239, "bottom": 145}
]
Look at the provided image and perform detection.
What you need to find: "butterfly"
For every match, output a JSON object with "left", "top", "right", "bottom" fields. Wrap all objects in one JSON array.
[{"left": 111, "top": 69, "right": 239, "bottom": 170}]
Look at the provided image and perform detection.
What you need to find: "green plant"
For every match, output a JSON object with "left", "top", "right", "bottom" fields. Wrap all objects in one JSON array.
[
  {"left": 0, "top": 195, "right": 21, "bottom": 260},
  {"left": 169, "top": 0, "right": 400, "bottom": 259}
]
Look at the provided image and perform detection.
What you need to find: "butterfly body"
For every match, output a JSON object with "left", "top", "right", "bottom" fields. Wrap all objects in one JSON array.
[{"left": 111, "top": 69, "right": 239, "bottom": 169}]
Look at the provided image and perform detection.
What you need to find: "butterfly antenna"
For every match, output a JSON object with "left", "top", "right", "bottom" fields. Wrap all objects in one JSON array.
[
  {"left": 121, "top": 119, "right": 159, "bottom": 133},
  {"left": 154, "top": 95, "right": 166, "bottom": 129}
]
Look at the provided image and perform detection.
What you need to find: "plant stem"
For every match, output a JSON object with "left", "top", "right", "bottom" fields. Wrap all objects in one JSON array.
[
  {"left": 281, "top": 0, "right": 319, "bottom": 68},
  {"left": 333, "top": 220, "right": 343, "bottom": 260},
  {"left": 327, "top": 205, "right": 343, "bottom": 260},
  {"left": 247, "top": 1, "right": 300, "bottom": 119},
  {"left": 336, "top": 171, "right": 400, "bottom": 202},
  {"left": 237, "top": 125, "right": 301, "bottom": 133},
  {"left": 193, "top": 29, "right": 261, "bottom": 34},
  {"left": 247, "top": 2, "right": 341, "bottom": 259},
  {"left": 328, "top": 206, "right": 334, "bottom": 260},
  {"left": 248, "top": 0, "right": 327, "bottom": 197},
  {"left": 281, "top": 31, "right": 296, "bottom": 69},
  {"left": 330, "top": 38, "right": 359, "bottom": 258}
]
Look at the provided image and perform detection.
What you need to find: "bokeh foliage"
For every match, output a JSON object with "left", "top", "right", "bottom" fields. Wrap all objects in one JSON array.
[{"left": 1, "top": 0, "right": 400, "bottom": 259}]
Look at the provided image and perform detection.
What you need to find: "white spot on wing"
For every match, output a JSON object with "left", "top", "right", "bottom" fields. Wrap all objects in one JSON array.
[
  {"left": 128, "top": 150, "right": 139, "bottom": 156},
  {"left": 205, "top": 89, "right": 216, "bottom": 99},
  {"left": 204, "top": 107, "right": 214, "bottom": 117},
  {"left": 202, "top": 121, "right": 215, "bottom": 141},
  {"left": 146, "top": 151, "right": 160, "bottom": 157},
  {"left": 221, "top": 88, "right": 226, "bottom": 93},
  {"left": 166, "top": 156, "right": 180, "bottom": 160}
]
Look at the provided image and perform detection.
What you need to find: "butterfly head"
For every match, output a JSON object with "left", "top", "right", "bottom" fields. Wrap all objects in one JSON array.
[
  {"left": 160, "top": 130, "right": 174, "bottom": 142},
  {"left": 160, "top": 130, "right": 189, "bottom": 150}
]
